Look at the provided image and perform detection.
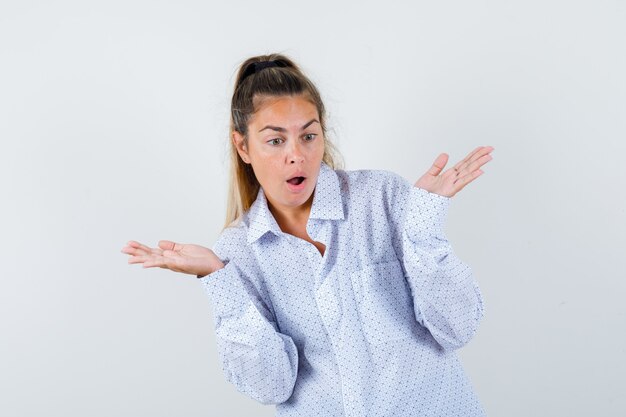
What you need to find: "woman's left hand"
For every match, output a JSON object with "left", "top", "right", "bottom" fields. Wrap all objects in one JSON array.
[{"left": 414, "top": 146, "right": 494, "bottom": 197}]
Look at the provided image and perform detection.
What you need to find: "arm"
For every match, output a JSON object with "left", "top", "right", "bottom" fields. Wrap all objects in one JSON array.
[
  {"left": 121, "top": 237, "right": 299, "bottom": 404},
  {"left": 388, "top": 146, "right": 493, "bottom": 350},
  {"left": 200, "top": 260, "right": 299, "bottom": 405},
  {"left": 394, "top": 185, "right": 484, "bottom": 351}
]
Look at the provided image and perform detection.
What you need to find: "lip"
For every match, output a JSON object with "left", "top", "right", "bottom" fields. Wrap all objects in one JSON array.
[
  {"left": 287, "top": 171, "right": 306, "bottom": 181},
  {"left": 286, "top": 173, "right": 307, "bottom": 193}
]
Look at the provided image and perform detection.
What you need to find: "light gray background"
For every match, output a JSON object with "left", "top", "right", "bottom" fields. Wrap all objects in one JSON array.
[{"left": 1, "top": 1, "right": 624, "bottom": 416}]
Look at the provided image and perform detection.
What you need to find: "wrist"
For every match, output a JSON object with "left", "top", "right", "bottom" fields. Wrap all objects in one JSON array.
[{"left": 196, "top": 260, "right": 226, "bottom": 279}]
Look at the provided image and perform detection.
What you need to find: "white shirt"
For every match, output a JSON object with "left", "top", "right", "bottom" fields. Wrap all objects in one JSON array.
[{"left": 200, "top": 162, "right": 486, "bottom": 416}]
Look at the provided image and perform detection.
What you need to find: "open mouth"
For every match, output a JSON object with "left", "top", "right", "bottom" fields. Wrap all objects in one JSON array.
[{"left": 287, "top": 176, "right": 306, "bottom": 186}]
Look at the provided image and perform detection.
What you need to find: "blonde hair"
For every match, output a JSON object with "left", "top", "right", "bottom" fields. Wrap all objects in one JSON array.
[{"left": 224, "top": 53, "right": 342, "bottom": 228}]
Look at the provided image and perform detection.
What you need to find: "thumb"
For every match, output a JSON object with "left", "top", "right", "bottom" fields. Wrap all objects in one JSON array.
[
  {"left": 426, "top": 153, "right": 448, "bottom": 176},
  {"left": 159, "top": 240, "right": 181, "bottom": 251}
]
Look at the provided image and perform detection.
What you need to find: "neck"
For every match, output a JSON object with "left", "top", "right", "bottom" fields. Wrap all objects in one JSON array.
[
  {"left": 266, "top": 190, "right": 326, "bottom": 257},
  {"left": 267, "top": 193, "right": 314, "bottom": 235}
]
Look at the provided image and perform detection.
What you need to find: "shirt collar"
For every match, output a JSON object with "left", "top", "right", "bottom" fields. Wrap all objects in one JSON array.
[{"left": 246, "top": 162, "right": 344, "bottom": 245}]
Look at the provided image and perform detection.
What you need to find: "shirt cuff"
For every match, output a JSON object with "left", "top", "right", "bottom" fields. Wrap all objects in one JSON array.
[
  {"left": 199, "top": 261, "right": 249, "bottom": 317},
  {"left": 405, "top": 186, "right": 451, "bottom": 238}
]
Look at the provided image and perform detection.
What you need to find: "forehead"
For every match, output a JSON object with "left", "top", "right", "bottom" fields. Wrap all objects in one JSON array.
[{"left": 250, "top": 95, "right": 319, "bottom": 128}]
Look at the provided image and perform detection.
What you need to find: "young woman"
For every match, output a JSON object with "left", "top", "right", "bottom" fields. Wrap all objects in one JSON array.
[{"left": 122, "top": 54, "right": 494, "bottom": 416}]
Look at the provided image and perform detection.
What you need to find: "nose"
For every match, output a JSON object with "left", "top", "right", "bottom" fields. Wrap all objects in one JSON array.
[{"left": 286, "top": 140, "right": 305, "bottom": 164}]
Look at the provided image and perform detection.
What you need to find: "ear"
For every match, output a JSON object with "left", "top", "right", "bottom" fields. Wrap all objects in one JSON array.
[{"left": 232, "top": 131, "right": 251, "bottom": 164}]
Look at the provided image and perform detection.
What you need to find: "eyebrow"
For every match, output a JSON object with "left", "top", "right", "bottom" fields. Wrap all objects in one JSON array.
[{"left": 258, "top": 119, "right": 319, "bottom": 133}]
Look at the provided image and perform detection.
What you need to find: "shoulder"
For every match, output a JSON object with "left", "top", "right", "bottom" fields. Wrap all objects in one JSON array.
[{"left": 212, "top": 220, "right": 249, "bottom": 262}]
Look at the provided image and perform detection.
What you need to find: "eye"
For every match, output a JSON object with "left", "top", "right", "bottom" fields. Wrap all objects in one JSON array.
[
  {"left": 267, "top": 138, "right": 284, "bottom": 146},
  {"left": 303, "top": 133, "right": 317, "bottom": 142}
]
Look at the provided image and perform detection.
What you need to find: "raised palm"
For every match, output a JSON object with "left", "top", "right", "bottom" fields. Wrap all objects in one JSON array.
[
  {"left": 414, "top": 146, "right": 494, "bottom": 197},
  {"left": 121, "top": 240, "right": 223, "bottom": 277}
]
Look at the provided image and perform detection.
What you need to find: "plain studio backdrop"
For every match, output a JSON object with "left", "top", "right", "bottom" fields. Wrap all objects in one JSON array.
[{"left": 1, "top": 1, "right": 624, "bottom": 416}]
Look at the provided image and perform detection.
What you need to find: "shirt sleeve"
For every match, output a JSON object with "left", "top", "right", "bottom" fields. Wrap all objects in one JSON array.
[
  {"left": 389, "top": 178, "right": 485, "bottom": 351},
  {"left": 200, "top": 259, "right": 299, "bottom": 405}
]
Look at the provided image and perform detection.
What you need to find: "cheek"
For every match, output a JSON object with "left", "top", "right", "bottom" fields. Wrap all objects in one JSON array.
[
  {"left": 313, "top": 140, "right": 326, "bottom": 158},
  {"left": 252, "top": 158, "right": 281, "bottom": 183}
]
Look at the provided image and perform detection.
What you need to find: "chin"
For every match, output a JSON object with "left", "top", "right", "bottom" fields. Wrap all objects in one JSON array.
[
  {"left": 289, "top": 191, "right": 314, "bottom": 207},
  {"left": 285, "top": 186, "right": 315, "bottom": 207}
]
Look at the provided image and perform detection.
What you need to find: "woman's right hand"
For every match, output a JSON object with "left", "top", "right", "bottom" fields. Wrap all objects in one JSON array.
[{"left": 121, "top": 240, "right": 225, "bottom": 278}]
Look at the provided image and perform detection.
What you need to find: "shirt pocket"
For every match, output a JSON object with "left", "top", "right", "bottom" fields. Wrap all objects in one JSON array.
[{"left": 350, "top": 260, "right": 416, "bottom": 345}]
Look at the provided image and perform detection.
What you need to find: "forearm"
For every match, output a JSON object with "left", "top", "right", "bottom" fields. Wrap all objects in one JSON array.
[
  {"left": 201, "top": 261, "right": 299, "bottom": 404},
  {"left": 401, "top": 187, "right": 485, "bottom": 350},
  {"left": 403, "top": 239, "right": 484, "bottom": 350}
]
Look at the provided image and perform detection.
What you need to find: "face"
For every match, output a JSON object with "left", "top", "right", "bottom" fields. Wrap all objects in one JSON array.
[{"left": 233, "top": 95, "right": 325, "bottom": 217}]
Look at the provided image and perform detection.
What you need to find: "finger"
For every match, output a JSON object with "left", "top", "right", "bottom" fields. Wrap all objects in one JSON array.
[
  {"left": 142, "top": 256, "right": 169, "bottom": 268},
  {"left": 121, "top": 246, "right": 145, "bottom": 256},
  {"left": 460, "top": 153, "right": 493, "bottom": 175},
  {"left": 455, "top": 146, "right": 494, "bottom": 172},
  {"left": 457, "top": 146, "right": 493, "bottom": 172},
  {"left": 122, "top": 245, "right": 157, "bottom": 257},
  {"left": 426, "top": 153, "right": 449, "bottom": 177},
  {"left": 150, "top": 247, "right": 164, "bottom": 256},
  {"left": 127, "top": 240, "right": 154, "bottom": 253},
  {"left": 142, "top": 260, "right": 166, "bottom": 268},
  {"left": 452, "top": 147, "right": 483, "bottom": 171},
  {"left": 121, "top": 246, "right": 134, "bottom": 255},
  {"left": 127, "top": 254, "right": 158, "bottom": 265},
  {"left": 453, "top": 169, "right": 483, "bottom": 191},
  {"left": 144, "top": 255, "right": 178, "bottom": 270},
  {"left": 453, "top": 145, "right": 494, "bottom": 172},
  {"left": 158, "top": 240, "right": 184, "bottom": 252}
]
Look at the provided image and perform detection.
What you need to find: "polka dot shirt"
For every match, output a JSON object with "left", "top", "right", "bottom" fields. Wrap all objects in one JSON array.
[{"left": 200, "top": 162, "right": 486, "bottom": 416}]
